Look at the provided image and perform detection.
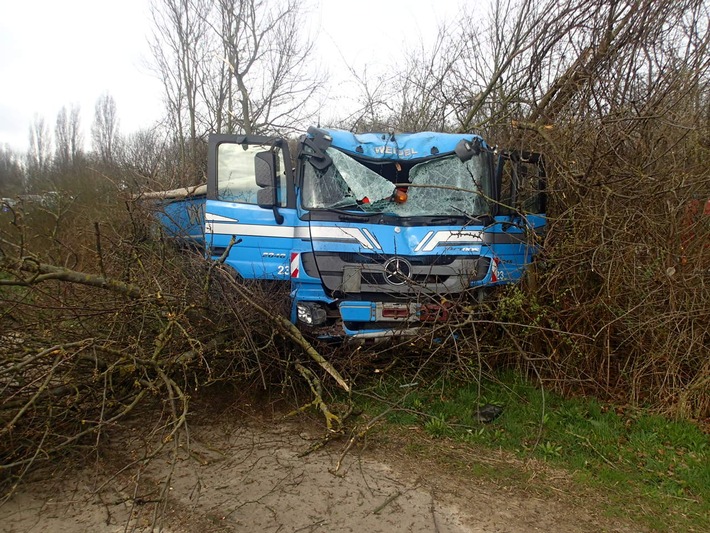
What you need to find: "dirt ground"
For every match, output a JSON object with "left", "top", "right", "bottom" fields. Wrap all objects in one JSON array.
[{"left": 1, "top": 394, "right": 639, "bottom": 533}]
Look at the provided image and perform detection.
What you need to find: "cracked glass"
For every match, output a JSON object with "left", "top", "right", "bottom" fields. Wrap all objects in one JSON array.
[
  {"left": 302, "top": 147, "right": 491, "bottom": 217},
  {"left": 301, "top": 148, "right": 394, "bottom": 209}
]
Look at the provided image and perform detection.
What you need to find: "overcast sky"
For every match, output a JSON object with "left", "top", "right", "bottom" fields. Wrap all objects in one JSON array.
[{"left": 0, "top": 0, "right": 461, "bottom": 153}]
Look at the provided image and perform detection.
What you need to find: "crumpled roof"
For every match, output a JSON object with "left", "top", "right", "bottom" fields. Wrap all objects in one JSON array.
[{"left": 317, "top": 128, "right": 489, "bottom": 161}]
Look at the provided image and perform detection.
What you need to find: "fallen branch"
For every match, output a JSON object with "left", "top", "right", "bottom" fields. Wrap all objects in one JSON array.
[
  {"left": 372, "top": 491, "right": 402, "bottom": 515},
  {"left": 289, "top": 363, "right": 344, "bottom": 433},
  {"left": 1, "top": 256, "right": 145, "bottom": 299},
  {"left": 221, "top": 270, "right": 350, "bottom": 392}
]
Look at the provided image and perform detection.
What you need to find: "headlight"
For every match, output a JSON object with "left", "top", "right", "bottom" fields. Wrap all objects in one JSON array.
[{"left": 296, "top": 302, "right": 327, "bottom": 326}]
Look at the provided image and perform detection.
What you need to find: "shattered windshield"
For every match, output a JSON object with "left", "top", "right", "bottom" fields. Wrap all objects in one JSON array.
[{"left": 301, "top": 147, "right": 491, "bottom": 217}]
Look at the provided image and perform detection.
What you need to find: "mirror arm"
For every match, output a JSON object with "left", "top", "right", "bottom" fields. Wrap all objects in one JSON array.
[{"left": 272, "top": 206, "right": 284, "bottom": 225}]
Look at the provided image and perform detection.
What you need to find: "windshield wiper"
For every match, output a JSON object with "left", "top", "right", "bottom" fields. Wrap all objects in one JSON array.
[
  {"left": 451, "top": 206, "right": 480, "bottom": 219},
  {"left": 328, "top": 198, "right": 359, "bottom": 209},
  {"left": 450, "top": 207, "right": 493, "bottom": 227},
  {"left": 334, "top": 209, "right": 382, "bottom": 221},
  {"left": 430, "top": 216, "right": 463, "bottom": 225},
  {"left": 325, "top": 198, "right": 386, "bottom": 219}
]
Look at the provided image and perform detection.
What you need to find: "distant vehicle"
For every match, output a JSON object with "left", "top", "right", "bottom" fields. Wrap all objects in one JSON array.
[
  {"left": 1, "top": 198, "right": 16, "bottom": 211},
  {"left": 1, "top": 192, "right": 60, "bottom": 210},
  {"left": 153, "top": 127, "right": 546, "bottom": 339}
]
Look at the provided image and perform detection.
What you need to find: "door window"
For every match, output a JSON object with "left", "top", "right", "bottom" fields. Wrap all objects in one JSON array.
[
  {"left": 497, "top": 152, "right": 546, "bottom": 215},
  {"left": 217, "top": 143, "right": 287, "bottom": 206}
]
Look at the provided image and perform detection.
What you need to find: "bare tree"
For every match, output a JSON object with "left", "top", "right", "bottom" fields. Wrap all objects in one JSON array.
[
  {"left": 68, "top": 105, "right": 83, "bottom": 164},
  {"left": 55, "top": 106, "right": 71, "bottom": 169},
  {"left": 150, "top": 0, "right": 324, "bottom": 145},
  {"left": 340, "top": 0, "right": 587, "bottom": 135},
  {"left": 92, "top": 93, "right": 119, "bottom": 164},
  {"left": 27, "top": 115, "right": 52, "bottom": 180},
  {"left": 333, "top": 64, "right": 398, "bottom": 132},
  {"left": 118, "top": 127, "right": 170, "bottom": 185},
  {"left": 446, "top": 0, "right": 596, "bottom": 134},
  {"left": 150, "top": 0, "right": 211, "bottom": 173},
  {"left": 340, "top": 28, "right": 462, "bottom": 133},
  {"left": 393, "top": 30, "right": 462, "bottom": 132},
  {"left": 346, "top": 0, "right": 708, "bottom": 142},
  {"left": 213, "top": 0, "right": 323, "bottom": 135},
  {"left": 54, "top": 105, "right": 82, "bottom": 169},
  {"left": 0, "top": 144, "right": 25, "bottom": 196}
]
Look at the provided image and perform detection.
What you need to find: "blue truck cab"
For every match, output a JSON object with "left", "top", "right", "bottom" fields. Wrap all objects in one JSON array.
[{"left": 160, "top": 127, "right": 546, "bottom": 339}]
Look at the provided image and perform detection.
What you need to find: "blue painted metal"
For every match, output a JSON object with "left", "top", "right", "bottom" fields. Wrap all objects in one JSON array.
[
  {"left": 156, "top": 196, "right": 205, "bottom": 245},
  {"left": 156, "top": 128, "right": 546, "bottom": 338},
  {"left": 322, "top": 129, "right": 490, "bottom": 160}
]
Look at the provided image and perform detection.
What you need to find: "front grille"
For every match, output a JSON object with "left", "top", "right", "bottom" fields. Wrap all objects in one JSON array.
[
  {"left": 361, "top": 272, "right": 449, "bottom": 285},
  {"left": 336, "top": 252, "right": 457, "bottom": 267},
  {"left": 301, "top": 252, "right": 489, "bottom": 295}
]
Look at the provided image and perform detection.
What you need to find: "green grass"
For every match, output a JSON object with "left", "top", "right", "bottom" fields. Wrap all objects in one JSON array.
[{"left": 354, "top": 372, "right": 709, "bottom": 532}]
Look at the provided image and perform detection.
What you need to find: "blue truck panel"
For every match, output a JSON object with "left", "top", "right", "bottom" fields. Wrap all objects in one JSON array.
[
  {"left": 322, "top": 129, "right": 490, "bottom": 160},
  {"left": 155, "top": 194, "right": 205, "bottom": 245},
  {"left": 155, "top": 128, "right": 546, "bottom": 339}
]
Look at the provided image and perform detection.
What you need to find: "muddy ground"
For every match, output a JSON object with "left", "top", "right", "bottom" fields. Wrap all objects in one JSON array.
[{"left": 1, "top": 392, "right": 639, "bottom": 533}]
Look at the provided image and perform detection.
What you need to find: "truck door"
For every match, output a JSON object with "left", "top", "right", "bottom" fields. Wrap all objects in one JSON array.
[
  {"left": 205, "top": 134, "right": 297, "bottom": 280},
  {"left": 490, "top": 150, "right": 547, "bottom": 281}
]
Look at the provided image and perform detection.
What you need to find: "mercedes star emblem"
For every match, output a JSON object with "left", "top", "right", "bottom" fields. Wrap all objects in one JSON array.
[{"left": 383, "top": 257, "right": 412, "bottom": 285}]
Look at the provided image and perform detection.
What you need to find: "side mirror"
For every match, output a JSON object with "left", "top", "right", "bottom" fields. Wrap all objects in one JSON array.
[
  {"left": 255, "top": 150, "right": 276, "bottom": 188},
  {"left": 257, "top": 186, "right": 276, "bottom": 207},
  {"left": 301, "top": 127, "right": 333, "bottom": 171},
  {"left": 254, "top": 149, "right": 284, "bottom": 224},
  {"left": 455, "top": 138, "right": 482, "bottom": 162}
]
